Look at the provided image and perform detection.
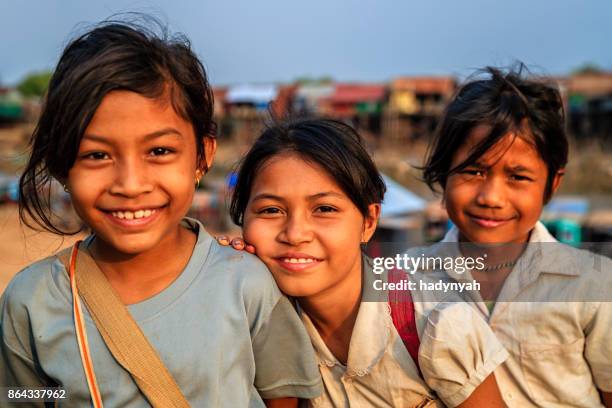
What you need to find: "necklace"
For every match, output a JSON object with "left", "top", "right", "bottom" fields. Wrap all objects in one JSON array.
[{"left": 479, "top": 260, "right": 517, "bottom": 272}]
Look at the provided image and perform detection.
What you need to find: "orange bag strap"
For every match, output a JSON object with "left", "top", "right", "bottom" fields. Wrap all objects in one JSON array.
[{"left": 68, "top": 242, "right": 104, "bottom": 408}]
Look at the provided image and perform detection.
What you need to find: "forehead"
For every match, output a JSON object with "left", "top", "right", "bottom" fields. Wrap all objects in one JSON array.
[
  {"left": 84, "top": 90, "right": 193, "bottom": 139},
  {"left": 457, "top": 125, "right": 543, "bottom": 168},
  {"left": 252, "top": 153, "right": 345, "bottom": 195}
]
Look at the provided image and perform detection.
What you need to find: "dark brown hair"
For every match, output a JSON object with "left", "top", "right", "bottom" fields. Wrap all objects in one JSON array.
[
  {"left": 422, "top": 64, "right": 568, "bottom": 202},
  {"left": 19, "top": 17, "right": 215, "bottom": 234},
  {"left": 230, "top": 118, "right": 386, "bottom": 226}
]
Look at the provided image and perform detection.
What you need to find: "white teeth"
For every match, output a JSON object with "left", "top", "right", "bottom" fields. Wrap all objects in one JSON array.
[
  {"left": 110, "top": 209, "right": 156, "bottom": 220},
  {"left": 283, "top": 258, "right": 315, "bottom": 264}
]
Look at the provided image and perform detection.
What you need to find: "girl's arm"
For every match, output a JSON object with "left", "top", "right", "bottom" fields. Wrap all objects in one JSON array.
[
  {"left": 457, "top": 373, "right": 506, "bottom": 408},
  {"left": 264, "top": 398, "right": 298, "bottom": 408},
  {"left": 418, "top": 301, "right": 509, "bottom": 407}
]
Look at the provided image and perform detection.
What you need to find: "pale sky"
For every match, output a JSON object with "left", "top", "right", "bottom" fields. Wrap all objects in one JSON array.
[{"left": 1, "top": 0, "right": 610, "bottom": 86}]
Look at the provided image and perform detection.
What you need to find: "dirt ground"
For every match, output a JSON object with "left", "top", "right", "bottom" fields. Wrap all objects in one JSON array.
[{"left": 0, "top": 203, "right": 84, "bottom": 292}]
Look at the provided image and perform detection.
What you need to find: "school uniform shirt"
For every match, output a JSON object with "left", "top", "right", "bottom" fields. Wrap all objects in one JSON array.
[
  {"left": 0, "top": 218, "right": 322, "bottom": 407},
  {"left": 299, "top": 259, "right": 509, "bottom": 408},
  {"left": 415, "top": 221, "right": 612, "bottom": 407}
]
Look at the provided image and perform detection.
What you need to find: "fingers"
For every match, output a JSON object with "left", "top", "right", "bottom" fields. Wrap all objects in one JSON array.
[
  {"left": 231, "top": 237, "right": 245, "bottom": 250},
  {"left": 216, "top": 235, "right": 255, "bottom": 253}
]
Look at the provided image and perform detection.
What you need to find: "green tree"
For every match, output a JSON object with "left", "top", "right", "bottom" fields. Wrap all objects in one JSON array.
[
  {"left": 17, "top": 70, "right": 52, "bottom": 98},
  {"left": 571, "top": 63, "right": 604, "bottom": 75}
]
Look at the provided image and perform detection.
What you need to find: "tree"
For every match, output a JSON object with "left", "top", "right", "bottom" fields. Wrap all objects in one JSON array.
[
  {"left": 17, "top": 70, "right": 53, "bottom": 98},
  {"left": 571, "top": 63, "right": 604, "bottom": 75}
]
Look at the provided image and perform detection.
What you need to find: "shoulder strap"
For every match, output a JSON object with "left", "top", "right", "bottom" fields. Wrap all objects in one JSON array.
[
  {"left": 58, "top": 243, "right": 190, "bottom": 408},
  {"left": 388, "top": 268, "right": 421, "bottom": 376}
]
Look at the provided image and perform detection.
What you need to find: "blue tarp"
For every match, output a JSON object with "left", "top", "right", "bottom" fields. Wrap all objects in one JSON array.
[
  {"left": 544, "top": 196, "right": 589, "bottom": 216},
  {"left": 380, "top": 174, "right": 426, "bottom": 217}
]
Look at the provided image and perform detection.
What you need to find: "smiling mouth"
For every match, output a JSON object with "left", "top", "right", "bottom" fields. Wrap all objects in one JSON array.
[
  {"left": 274, "top": 256, "right": 322, "bottom": 271},
  {"left": 468, "top": 214, "right": 514, "bottom": 228},
  {"left": 280, "top": 257, "right": 317, "bottom": 264},
  {"left": 101, "top": 206, "right": 164, "bottom": 227},
  {"left": 110, "top": 209, "right": 157, "bottom": 220}
]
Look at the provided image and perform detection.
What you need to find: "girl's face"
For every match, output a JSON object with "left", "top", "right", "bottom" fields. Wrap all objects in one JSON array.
[
  {"left": 67, "top": 90, "right": 215, "bottom": 255},
  {"left": 444, "top": 126, "right": 561, "bottom": 244},
  {"left": 243, "top": 153, "right": 379, "bottom": 298}
]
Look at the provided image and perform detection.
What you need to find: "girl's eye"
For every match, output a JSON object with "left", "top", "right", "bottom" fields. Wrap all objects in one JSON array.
[
  {"left": 83, "top": 152, "right": 109, "bottom": 160},
  {"left": 315, "top": 205, "right": 338, "bottom": 213},
  {"left": 257, "top": 207, "right": 283, "bottom": 215},
  {"left": 149, "top": 147, "right": 174, "bottom": 156},
  {"left": 510, "top": 174, "right": 532, "bottom": 182},
  {"left": 462, "top": 169, "right": 484, "bottom": 177}
]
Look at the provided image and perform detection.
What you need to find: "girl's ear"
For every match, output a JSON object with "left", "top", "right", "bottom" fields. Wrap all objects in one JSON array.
[
  {"left": 361, "top": 203, "right": 381, "bottom": 243},
  {"left": 551, "top": 169, "right": 564, "bottom": 195},
  {"left": 199, "top": 136, "right": 217, "bottom": 173}
]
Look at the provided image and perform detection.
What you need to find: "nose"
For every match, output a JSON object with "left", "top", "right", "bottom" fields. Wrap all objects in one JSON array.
[
  {"left": 108, "top": 157, "right": 154, "bottom": 197},
  {"left": 278, "top": 213, "right": 314, "bottom": 246},
  {"left": 475, "top": 175, "right": 505, "bottom": 208}
]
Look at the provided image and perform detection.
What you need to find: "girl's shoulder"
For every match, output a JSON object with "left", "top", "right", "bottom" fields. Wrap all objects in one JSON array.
[
  {"left": 186, "top": 219, "right": 281, "bottom": 299},
  {"left": 3, "top": 254, "right": 69, "bottom": 306},
  {"left": 1, "top": 254, "right": 71, "bottom": 349},
  {"left": 201, "top": 240, "right": 283, "bottom": 307},
  {"left": 211, "top": 242, "right": 279, "bottom": 284}
]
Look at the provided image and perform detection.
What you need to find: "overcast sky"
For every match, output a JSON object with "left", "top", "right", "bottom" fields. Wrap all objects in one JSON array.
[{"left": 1, "top": 0, "right": 610, "bottom": 86}]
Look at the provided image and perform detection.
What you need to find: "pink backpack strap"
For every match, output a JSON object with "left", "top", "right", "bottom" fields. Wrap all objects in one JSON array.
[{"left": 388, "top": 269, "right": 421, "bottom": 375}]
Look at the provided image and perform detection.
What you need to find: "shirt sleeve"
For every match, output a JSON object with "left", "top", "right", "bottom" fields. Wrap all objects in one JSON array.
[
  {"left": 418, "top": 302, "right": 508, "bottom": 407},
  {"left": 252, "top": 295, "right": 322, "bottom": 400}
]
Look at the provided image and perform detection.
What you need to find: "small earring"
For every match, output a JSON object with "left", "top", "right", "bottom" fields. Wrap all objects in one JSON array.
[
  {"left": 63, "top": 184, "right": 69, "bottom": 193},
  {"left": 195, "top": 170, "right": 202, "bottom": 188}
]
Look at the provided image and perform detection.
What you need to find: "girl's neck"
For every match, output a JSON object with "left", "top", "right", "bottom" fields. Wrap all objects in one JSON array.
[
  {"left": 458, "top": 230, "right": 532, "bottom": 302},
  {"left": 297, "top": 258, "right": 363, "bottom": 365},
  {"left": 88, "top": 224, "right": 197, "bottom": 304},
  {"left": 458, "top": 230, "right": 530, "bottom": 264}
]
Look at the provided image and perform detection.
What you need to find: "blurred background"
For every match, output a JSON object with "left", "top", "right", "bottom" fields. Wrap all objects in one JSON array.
[{"left": 1, "top": 0, "right": 611, "bottom": 290}]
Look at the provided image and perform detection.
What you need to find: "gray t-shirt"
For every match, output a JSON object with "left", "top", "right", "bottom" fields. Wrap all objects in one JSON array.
[{"left": 0, "top": 219, "right": 321, "bottom": 407}]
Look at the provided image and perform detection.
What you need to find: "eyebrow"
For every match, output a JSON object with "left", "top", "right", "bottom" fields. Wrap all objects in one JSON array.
[
  {"left": 506, "top": 165, "right": 535, "bottom": 174},
  {"left": 82, "top": 127, "right": 183, "bottom": 144},
  {"left": 250, "top": 191, "right": 346, "bottom": 202}
]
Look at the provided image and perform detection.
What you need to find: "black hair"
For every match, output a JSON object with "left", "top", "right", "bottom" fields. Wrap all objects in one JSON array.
[
  {"left": 422, "top": 64, "right": 568, "bottom": 202},
  {"left": 19, "top": 16, "right": 215, "bottom": 234},
  {"left": 229, "top": 118, "right": 386, "bottom": 226}
]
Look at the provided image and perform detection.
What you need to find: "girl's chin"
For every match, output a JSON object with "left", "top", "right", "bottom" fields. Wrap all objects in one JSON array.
[
  {"left": 274, "top": 281, "right": 327, "bottom": 298},
  {"left": 462, "top": 233, "right": 528, "bottom": 245}
]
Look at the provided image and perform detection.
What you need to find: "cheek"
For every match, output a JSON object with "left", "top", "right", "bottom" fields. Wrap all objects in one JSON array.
[
  {"left": 514, "top": 189, "right": 545, "bottom": 220},
  {"left": 442, "top": 182, "right": 468, "bottom": 213},
  {"left": 162, "top": 165, "right": 197, "bottom": 205},
  {"left": 243, "top": 219, "right": 274, "bottom": 251},
  {"left": 67, "top": 169, "right": 104, "bottom": 205},
  {"left": 323, "top": 222, "right": 364, "bottom": 260}
]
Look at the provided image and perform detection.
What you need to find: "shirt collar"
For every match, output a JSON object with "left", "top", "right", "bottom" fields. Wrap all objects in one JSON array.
[
  {"left": 440, "top": 221, "right": 580, "bottom": 277},
  {"left": 298, "top": 258, "right": 392, "bottom": 376}
]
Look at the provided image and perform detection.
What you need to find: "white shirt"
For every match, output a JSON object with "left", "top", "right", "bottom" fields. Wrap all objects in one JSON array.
[
  {"left": 300, "top": 259, "right": 509, "bottom": 407},
  {"left": 424, "top": 221, "right": 612, "bottom": 407}
]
